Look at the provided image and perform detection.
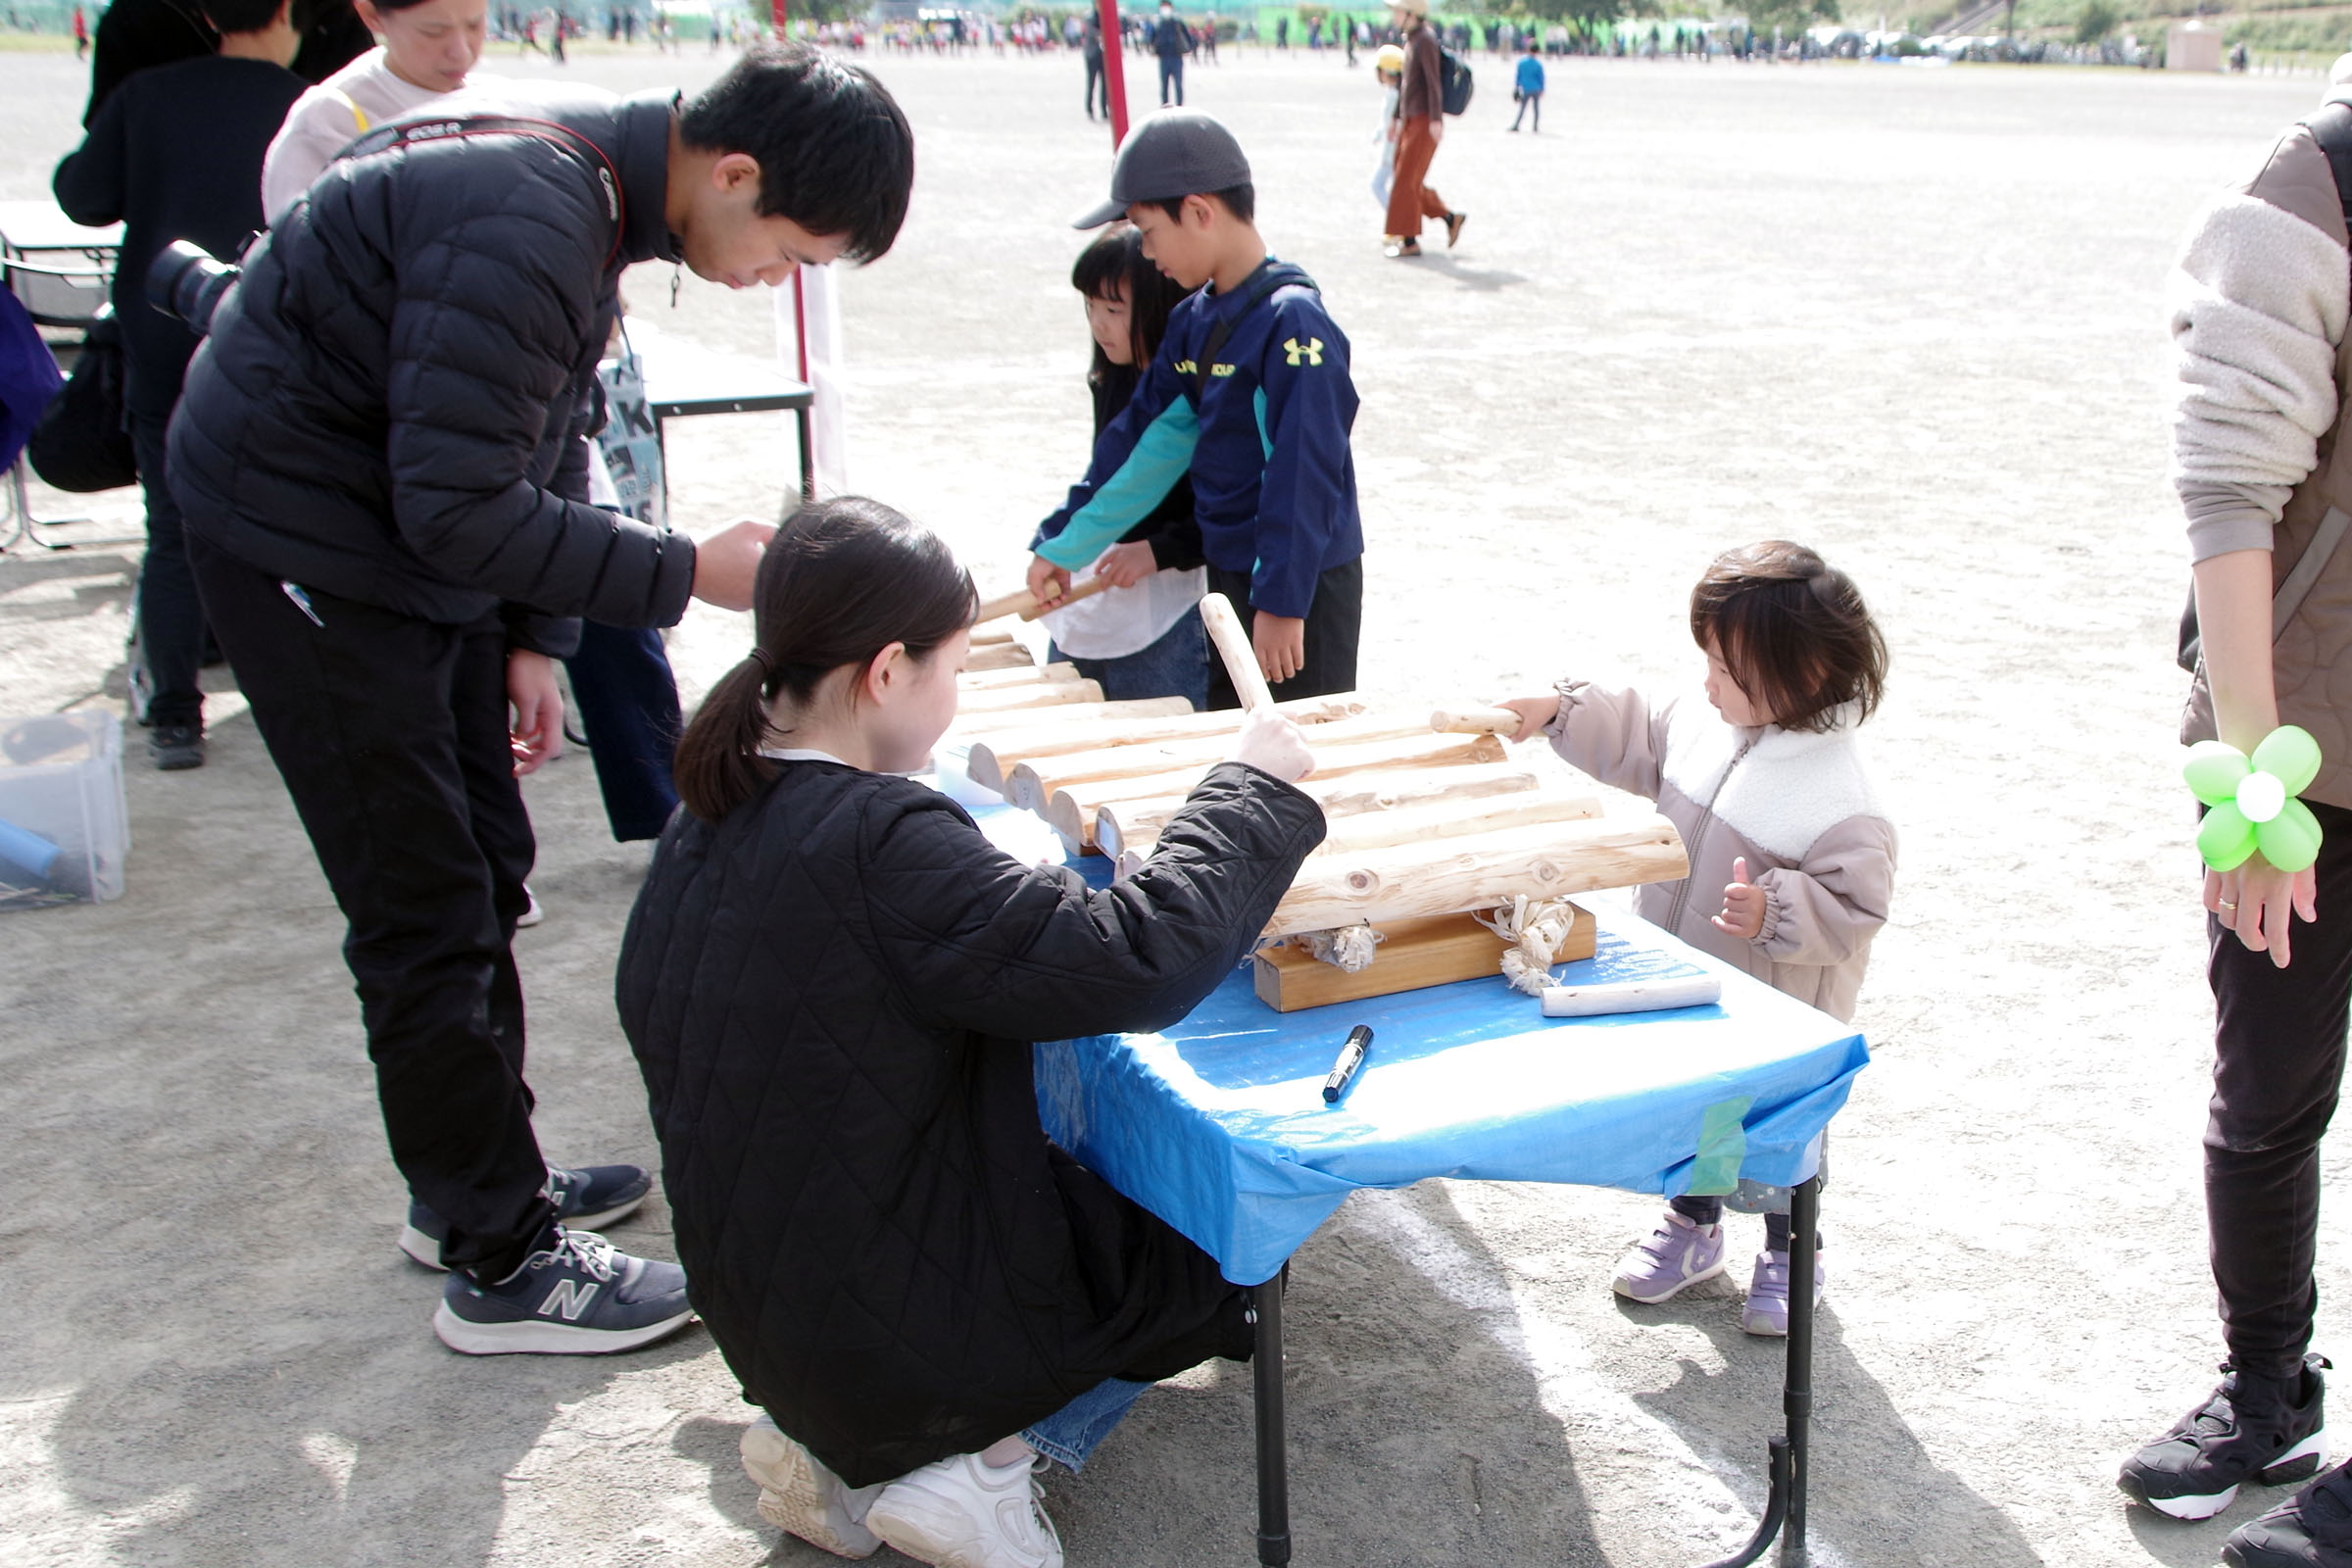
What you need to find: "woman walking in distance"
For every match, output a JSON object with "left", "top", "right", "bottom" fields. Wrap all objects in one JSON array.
[{"left": 1382, "top": 0, "right": 1463, "bottom": 259}]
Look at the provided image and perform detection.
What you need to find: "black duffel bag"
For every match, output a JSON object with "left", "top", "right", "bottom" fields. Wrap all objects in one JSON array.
[{"left": 26, "top": 307, "right": 136, "bottom": 493}]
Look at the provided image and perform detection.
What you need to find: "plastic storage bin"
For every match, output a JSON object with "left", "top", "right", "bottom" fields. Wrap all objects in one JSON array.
[{"left": 0, "top": 712, "right": 129, "bottom": 908}]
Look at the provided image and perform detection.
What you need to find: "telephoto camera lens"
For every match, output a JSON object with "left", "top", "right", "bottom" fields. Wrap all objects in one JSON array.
[{"left": 144, "top": 239, "right": 239, "bottom": 336}]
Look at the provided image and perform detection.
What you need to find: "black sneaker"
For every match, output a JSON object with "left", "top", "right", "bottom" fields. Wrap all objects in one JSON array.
[
  {"left": 433, "top": 1229, "right": 693, "bottom": 1355},
  {"left": 2226, "top": 1457, "right": 2352, "bottom": 1566},
  {"left": 150, "top": 721, "right": 204, "bottom": 770},
  {"left": 2121, "top": 1356, "right": 2329, "bottom": 1521},
  {"left": 399, "top": 1162, "right": 654, "bottom": 1269}
]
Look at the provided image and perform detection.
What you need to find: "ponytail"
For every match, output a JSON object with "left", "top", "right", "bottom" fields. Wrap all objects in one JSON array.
[{"left": 672, "top": 497, "right": 975, "bottom": 822}]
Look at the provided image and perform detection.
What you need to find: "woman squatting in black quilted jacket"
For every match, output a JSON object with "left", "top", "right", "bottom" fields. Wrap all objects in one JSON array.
[{"left": 616, "top": 498, "right": 1327, "bottom": 1568}]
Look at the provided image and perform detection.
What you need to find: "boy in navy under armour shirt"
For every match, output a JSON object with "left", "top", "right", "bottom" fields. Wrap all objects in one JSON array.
[{"left": 1027, "top": 111, "right": 1364, "bottom": 708}]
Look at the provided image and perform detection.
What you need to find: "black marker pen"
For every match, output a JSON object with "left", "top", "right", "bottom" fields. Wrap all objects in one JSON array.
[{"left": 1322, "top": 1025, "right": 1374, "bottom": 1104}]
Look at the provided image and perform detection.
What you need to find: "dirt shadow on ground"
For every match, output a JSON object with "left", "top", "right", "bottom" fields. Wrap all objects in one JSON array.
[
  {"left": 1622, "top": 1277, "right": 2039, "bottom": 1567},
  {"left": 1410, "top": 254, "right": 1529, "bottom": 292},
  {"left": 0, "top": 543, "right": 135, "bottom": 622}
]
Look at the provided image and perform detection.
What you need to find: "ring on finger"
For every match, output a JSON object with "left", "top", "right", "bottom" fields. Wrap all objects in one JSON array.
[{"left": 2219, "top": 900, "right": 2239, "bottom": 911}]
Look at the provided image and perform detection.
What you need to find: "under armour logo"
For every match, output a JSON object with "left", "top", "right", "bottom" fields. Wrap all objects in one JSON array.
[{"left": 1284, "top": 337, "right": 1323, "bottom": 368}]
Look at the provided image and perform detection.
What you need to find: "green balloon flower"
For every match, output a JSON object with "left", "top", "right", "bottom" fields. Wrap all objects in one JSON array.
[{"left": 2185, "top": 725, "right": 2325, "bottom": 873}]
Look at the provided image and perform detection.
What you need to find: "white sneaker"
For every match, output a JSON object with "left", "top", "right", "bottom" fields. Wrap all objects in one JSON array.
[
  {"left": 739, "top": 1413, "right": 882, "bottom": 1558},
  {"left": 865, "top": 1450, "right": 1063, "bottom": 1568}
]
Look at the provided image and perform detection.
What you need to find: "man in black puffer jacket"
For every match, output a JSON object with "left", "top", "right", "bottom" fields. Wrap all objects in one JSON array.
[{"left": 166, "top": 42, "right": 914, "bottom": 1357}]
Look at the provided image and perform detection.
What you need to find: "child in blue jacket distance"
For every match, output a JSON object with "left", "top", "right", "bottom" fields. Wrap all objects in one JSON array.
[
  {"left": 1029, "top": 111, "right": 1364, "bottom": 709},
  {"left": 1510, "top": 40, "right": 1544, "bottom": 132}
]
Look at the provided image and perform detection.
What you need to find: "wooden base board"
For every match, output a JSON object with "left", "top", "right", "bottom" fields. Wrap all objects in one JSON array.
[{"left": 1251, "top": 903, "right": 1596, "bottom": 1013}]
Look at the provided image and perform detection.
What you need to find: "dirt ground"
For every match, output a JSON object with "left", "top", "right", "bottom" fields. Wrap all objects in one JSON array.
[{"left": 4, "top": 42, "right": 2345, "bottom": 1568}]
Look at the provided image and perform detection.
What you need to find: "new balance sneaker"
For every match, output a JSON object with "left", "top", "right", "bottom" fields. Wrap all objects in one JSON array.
[
  {"left": 740, "top": 1412, "right": 882, "bottom": 1559},
  {"left": 1611, "top": 1210, "right": 1727, "bottom": 1304},
  {"left": 865, "top": 1450, "right": 1064, "bottom": 1568},
  {"left": 2226, "top": 1456, "right": 2352, "bottom": 1565},
  {"left": 2120, "top": 1356, "right": 2329, "bottom": 1522},
  {"left": 399, "top": 1162, "right": 654, "bottom": 1269},
  {"left": 432, "top": 1229, "right": 693, "bottom": 1355},
  {"left": 1740, "top": 1250, "right": 1827, "bottom": 1338}
]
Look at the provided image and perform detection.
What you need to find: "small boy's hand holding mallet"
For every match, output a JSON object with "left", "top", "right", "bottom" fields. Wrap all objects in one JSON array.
[{"left": 1713, "top": 857, "right": 1765, "bottom": 940}]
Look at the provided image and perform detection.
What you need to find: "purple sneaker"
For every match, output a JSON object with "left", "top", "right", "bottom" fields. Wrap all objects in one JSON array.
[
  {"left": 1612, "top": 1210, "right": 1727, "bottom": 1303},
  {"left": 1741, "top": 1250, "right": 1827, "bottom": 1337}
]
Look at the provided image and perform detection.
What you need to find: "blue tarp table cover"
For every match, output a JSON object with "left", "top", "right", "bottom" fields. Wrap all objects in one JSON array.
[
  {"left": 1029, "top": 854, "right": 1868, "bottom": 1284},
  {"left": 959, "top": 800, "right": 1871, "bottom": 1285}
]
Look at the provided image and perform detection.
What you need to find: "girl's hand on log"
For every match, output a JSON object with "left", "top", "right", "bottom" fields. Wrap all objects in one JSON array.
[
  {"left": 1494, "top": 697, "right": 1558, "bottom": 742},
  {"left": 1026, "top": 554, "right": 1074, "bottom": 607},
  {"left": 1712, "top": 857, "right": 1766, "bottom": 941},
  {"left": 1094, "top": 542, "right": 1157, "bottom": 588},
  {"left": 2209, "top": 855, "right": 2318, "bottom": 969},
  {"left": 1232, "top": 708, "right": 1315, "bottom": 783}
]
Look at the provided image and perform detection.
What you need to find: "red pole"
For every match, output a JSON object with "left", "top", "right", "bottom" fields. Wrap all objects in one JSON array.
[
  {"left": 1098, "top": 0, "right": 1130, "bottom": 145},
  {"left": 769, "top": 0, "right": 786, "bottom": 37}
]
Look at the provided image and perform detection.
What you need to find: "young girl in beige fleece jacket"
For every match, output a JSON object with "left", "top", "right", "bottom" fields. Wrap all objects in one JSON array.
[{"left": 1497, "top": 539, "right": 1895, "bottom": 1335}]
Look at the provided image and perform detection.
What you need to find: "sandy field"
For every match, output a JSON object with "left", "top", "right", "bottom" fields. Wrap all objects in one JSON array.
[{"left": 4, "top": 40, "right": 2347, "bottom": 1568}]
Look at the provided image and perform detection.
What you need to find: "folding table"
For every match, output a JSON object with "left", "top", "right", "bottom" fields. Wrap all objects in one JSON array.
[{"left": 1008, "top": 806, "right": 1866, "bottom": 1568}]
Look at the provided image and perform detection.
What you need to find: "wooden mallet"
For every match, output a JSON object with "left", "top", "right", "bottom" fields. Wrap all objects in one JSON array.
[
  {"left": 1199, "top": 592, "right": 1275, "bottom": 711},
  {"left": 973, "top": 575, "right": 1116, "bottom": 625},
  {"left": 1431, "top": 707, "right": 1526, "bottom": 737}
]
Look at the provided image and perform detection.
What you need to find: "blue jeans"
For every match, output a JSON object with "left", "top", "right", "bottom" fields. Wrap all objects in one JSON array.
[
  {"left": 1050, "top": 606, "right": 1208, "bottom": 711},
  {"left": 1020, "top": 1377, "right": 1152, "bottom": 1472},
  {"left": 564, "top": 621, "right": 683, "bottom": 842}
]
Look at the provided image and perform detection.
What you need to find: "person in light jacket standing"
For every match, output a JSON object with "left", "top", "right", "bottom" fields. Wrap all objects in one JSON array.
[{"left": 1383, "top": 0, "right": 1462, "bottom": 259}]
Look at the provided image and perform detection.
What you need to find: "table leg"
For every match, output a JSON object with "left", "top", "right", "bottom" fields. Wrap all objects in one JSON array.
[
  {"left": 1695, "top": 1173, "right": 1820, "bottom": 1568},
  {"left": 1249, "top": 1275, "right": 1291, "bottom": 1566},
  {"left": 795, "top": 409, "right": 815, "bottom": 503}
]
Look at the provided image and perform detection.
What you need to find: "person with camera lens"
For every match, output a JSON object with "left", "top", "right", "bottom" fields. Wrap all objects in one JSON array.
[
  {"left": 52, "top": 0, "right": 308, "bottom": 770},
  {"left": 161, "top": 43, "right": 916, "bottom": 1356}
]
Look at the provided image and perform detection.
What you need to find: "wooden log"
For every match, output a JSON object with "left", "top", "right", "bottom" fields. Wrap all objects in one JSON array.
[
  {"left": 1251, "top": 904, "right": 1595, "bottom": 1013},
  {"left": 957, "top": 679, "right": 1105, "bottom": 713},
  {"left": 958, "top": 662, "right": 1082, "bottom": 691},
  {"left": 970, "top": 623, "right": 1015, "bottom": 647},
  {"left": 1311, "top": 788, "right": 1603, "bottom": 858},
  {"left": 1097, "top": 760, "right": 1547, "bottom": 858},
  {"left": 1200, "top": 592, "right": 1274, "bottom": 711},
  {"left": 963, "top": 695, "right": 1370, "bottom": 794},
  {"left": 1046, "top": 732, "right": 1507, "bottom": 848},
  {"left": 950, "top": 697, "right": 1195, "bottom": 738},
  {"left": 963, "top": 641, "right": 1033, "bottom": 671},
  {"left": 973, "top": 577, "right": 1114, "bottom": 624},
  {"left": 1004, "top": 712, "right": 1448, "bottom": 812},
  {"left": 1431, "top": 706, "right": 1526, "bottom": 737},
  {"left": 1262, "top": 813, "right": 1690, "bottom": 941}
]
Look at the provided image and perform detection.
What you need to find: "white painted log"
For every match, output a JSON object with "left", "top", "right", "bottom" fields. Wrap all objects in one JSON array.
[
  {"left": 963, "top": 641, "right": 1034, "bottom": 671},
  {"left": 1431, "top": 706, "right": 1526, "bottom": 737},
  {"left": 1097, "top": 760, "right": 1545, "bottom": 858},
  {"left": 1262, "top": 813, "right": 1690, "bottom": 941},
  {"left": 1312, "top": 789, "right": 1602, "bottom": 858},
  {"left": 962, "top": 695, "right": 1369, "bottom": 793},
  {"left": 957, "top": 679, "right": 1105, "bottom": 713},
  {"left": 1047, "top": 732, "right": 1508, "bottom": 847},
  {"left": 958, "top": 662, "right": 1082, "bottom": 691},
  {"left": 947, "top": 697, "right": 1195, "bottom": 737},
  {"left": 1200, "top": 592, "right": 1274, "bottom": 711},
  {"left": 1006, "top": 712, "right": 1446, "bottom": 812},
  {"left": 1540, "top": 974, "right": 1723, "bottom": 1017}
]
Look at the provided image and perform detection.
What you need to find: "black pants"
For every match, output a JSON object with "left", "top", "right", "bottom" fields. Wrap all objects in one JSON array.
[
  {"left": 1510, "top": 90, "right": 1542, "bottom": 130},
  {"left": 2208, "top": 798, "right": 2352, "bottom": 1379},
  {"left": 189, "top": 537, "right": 557, "bottom": 1280},
  {"left": 1085, "top": 54, "right": 1106, "bottom": 115},
  {"left": 1158, "top": 55, "right": 1184, "bottom": 104},
  {"left": 129, "top": 411, "right": 205, "bottom": 728},
  {"left": 1204, "top": 557, "right": 1363, "bottom": 710}
]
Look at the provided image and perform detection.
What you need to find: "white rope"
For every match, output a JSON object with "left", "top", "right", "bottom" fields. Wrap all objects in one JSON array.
[
  {"left": 1475, "top": 895, "right": 1581, "bottom": 997},
  {"left": 1299, "top": 922, "right": 1386, "bottom": 973}
]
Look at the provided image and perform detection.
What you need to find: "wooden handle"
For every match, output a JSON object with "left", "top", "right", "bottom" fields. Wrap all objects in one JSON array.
[
  {"left": 1199, "top": 592, "right": 1275, "bottom": 711},
  {"left": 1431, "top": 707, "right": 1524, "bottom": 737},
  {"left": 973, "top": 587, "right": 1034, "bottom": 624},
  {"left": 1017, "top": 574, "right": 1113, "bottom": 621}
]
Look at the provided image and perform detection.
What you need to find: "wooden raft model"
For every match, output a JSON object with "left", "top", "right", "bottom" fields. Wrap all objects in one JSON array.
[{"left": 950, "top": 592, "right": 1690, "bottom": 1011}]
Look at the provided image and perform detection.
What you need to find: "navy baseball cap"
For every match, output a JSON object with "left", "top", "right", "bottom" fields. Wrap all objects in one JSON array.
[{"left": 1071, "top": 111, "right": 1253, "bottom": 229}]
